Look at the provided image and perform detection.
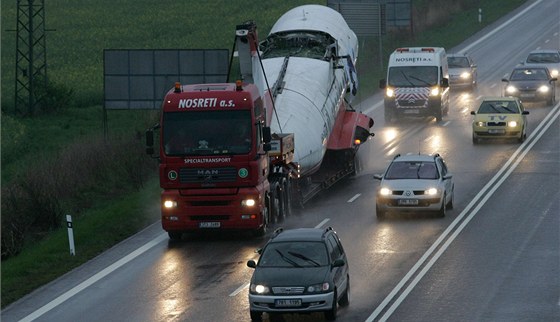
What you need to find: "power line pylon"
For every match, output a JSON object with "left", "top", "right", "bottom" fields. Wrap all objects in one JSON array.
[{"left": 14, "top": 0, "right": 48, "bottom": 115}]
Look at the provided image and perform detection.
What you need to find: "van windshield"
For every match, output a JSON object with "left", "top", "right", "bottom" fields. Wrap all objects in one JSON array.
[{"left": 388, "top": 66, "right": 438, "bottom": 87}]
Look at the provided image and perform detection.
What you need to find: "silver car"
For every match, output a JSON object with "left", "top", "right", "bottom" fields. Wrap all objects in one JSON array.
[
  {"left": 447, "top": 54, "right": 477, "bottom": 90},
  {"left": 520, "top": 49, "right": 560, "bottom": 79},
  {"left": 374, "top": 153, "right": 454, "bottom": 218}
]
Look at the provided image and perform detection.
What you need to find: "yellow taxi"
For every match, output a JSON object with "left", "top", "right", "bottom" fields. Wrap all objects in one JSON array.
[{"left": 470, "top": 97, "right": 529, "bottom": 143}]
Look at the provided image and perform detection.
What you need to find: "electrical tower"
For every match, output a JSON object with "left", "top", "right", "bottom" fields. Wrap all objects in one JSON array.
[{"left": 14, "top": 0, "right": 48, "bottom": 115}]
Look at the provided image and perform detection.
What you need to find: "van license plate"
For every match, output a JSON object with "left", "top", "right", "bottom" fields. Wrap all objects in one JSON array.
[{"left": 199, "top": 222, "right": 220, "bottom": 228}]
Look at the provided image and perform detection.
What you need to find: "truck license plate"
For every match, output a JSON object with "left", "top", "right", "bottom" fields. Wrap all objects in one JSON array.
[
  {"left": 199, "top": 222, "right": 220, "bottom": 228},
  {"left": 275, "top": 299, "right": 302, "bottom": 307}
]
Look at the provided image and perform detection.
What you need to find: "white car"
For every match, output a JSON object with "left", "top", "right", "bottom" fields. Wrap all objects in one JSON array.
[
  {"left": 520, "top": 49, "right": 560, "bottom": 79},
  {"left": 447, "top": 54, "right": 477, "bottom": 90},
  {"left": 374, "top": 153, "right": 454, "bottom": 218}
]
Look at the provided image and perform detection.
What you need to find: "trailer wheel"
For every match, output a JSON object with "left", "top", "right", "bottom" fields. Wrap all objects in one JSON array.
[
  {"left": 254, "top": 196, "right": 270, "bottom": 237},
  {"left": 270, "top": 183, "right": 282, "bottom": 224},
  {"left": 168, "top": 232, "right": 182, "bottom": 241}
]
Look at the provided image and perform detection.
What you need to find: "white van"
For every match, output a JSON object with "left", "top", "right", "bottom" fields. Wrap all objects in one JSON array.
[{"left": 379, "top": 47, "right": 450, "bottom": 122}]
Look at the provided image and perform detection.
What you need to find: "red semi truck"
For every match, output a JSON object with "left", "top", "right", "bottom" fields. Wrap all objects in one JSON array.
[{"left": 146, "top": 6, "right": 374, "bottom": 239}]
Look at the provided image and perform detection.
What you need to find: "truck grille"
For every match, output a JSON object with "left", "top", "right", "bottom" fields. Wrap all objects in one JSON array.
[{"left": 180, "top": 167, "right": 237, "bottom": 184}]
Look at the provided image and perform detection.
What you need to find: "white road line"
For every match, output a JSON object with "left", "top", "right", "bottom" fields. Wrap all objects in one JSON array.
[
  {"left": 347, "top": 193, "right": 361, "bottom": 203},
  {"left": 367, "top": 101, "right": 560, "bottom": 322},
  {"left": 229, "top": 282, "right": 249, "bottom": 297},
  {"left": 490, "top": 83, "right": 497, "bottom": 88},
  {"left": 442, "top": 121, "right": 450, "bottom": 127},
  {"left": 20, "top": 233, "right": 168, "bottom": 322},
  {"left": 315, "top": 218, "right": 330, "bottom": 229}
]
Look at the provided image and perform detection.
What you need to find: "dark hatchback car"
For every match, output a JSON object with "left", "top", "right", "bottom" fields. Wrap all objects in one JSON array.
[
  {"left": 502, "top": 66, "right": 557, "bottom": 105},
  {"left": 247, "top": 227, "right": 350, "bottom": 321}
]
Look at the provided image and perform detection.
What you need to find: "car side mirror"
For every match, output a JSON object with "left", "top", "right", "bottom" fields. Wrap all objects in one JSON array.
[
  {"left": 443, "top": 174, "right": 453, "bottom": 180},
  {"left": 373, "top": 174, "right": 383, "bottom": 180},
  {"left": 550, "top": 77, "right": 558, "bottom": 83},
  {"left": 501, "top": 78, "right": 509, "bottom": 83},
  {"left": 470, "top": 111, "right": 476, "bottom": 115},
  {"left": 522, "top": 111, "right": 529, "bottom": 115},
  {"left": 332, "top": 259, "right": 345, "bottom": 268},
  {"left": 247, "top": 260, "right": 257, "bottom": 268}
]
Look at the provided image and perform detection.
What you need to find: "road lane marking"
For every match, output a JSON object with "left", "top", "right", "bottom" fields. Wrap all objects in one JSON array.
[
  {"left": 315, "top": 218, "right": 330, "bottom": 228},
  {"left": 20, "top": 232, "right": 168, "bottom": 322},
  {"left": 367, "top": 100, "right": 560, "bottom": 322},
  {"left": 229, "top": 283, "right": 249, "bottom": 297},
  {"left": 347, "top": 194, "right": 361, "bottom": 203}
]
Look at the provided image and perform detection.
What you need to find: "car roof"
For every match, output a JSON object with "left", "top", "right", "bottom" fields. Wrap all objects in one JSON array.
[
  {"left": 393, "top": 153, "right": 439, "bottom": 162},
  {"left": 527, "top": 49, "right": 559, "bottom": 54},
  {"left": 480, "top": 96, "right": 518, "bottom": 102},
  {"left": 269, "top": 227, "right": 331, "bottom": 242}
]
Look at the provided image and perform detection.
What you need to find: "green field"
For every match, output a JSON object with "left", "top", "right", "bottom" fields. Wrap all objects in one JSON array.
[{"left": 1, "top": 0, "right": 526, "bottom": 308}]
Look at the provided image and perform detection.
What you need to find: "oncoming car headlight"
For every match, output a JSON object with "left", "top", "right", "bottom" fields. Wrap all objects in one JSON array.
[
  {"left": 508, "top": 121, "right": 518, "bottom": 127},
  {"left": 430, "top": 87, "right": 440, "bottom": 96},
  {"left": 307, "top": 282, "right": 330, "bottom": 294},
  {"left": 460, "top": 72, "right": 472, "bottom": 79},
  {"left": 163, "top": 200, "right": 178, "bottom": 208},
  {"left": 425, "top": 188, "right": 438, "bottom": 195},
  {"left": 537, "top": 85, "right": 550, "bottom": 93},
  {"left": 506, "top": 85, "right": 517, "bottom": 94},
  {"left": 379, "top": 187, "right": 392, "bottom": 196},
  {"left": 475, "top": 121, "right": 486, "bottom": 127},
  {"left": 250, "top": 284, "right": 270, "bottom": 294}
]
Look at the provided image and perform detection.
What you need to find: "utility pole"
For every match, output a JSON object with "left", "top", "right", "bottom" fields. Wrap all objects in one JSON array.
[{"left": 14, "top": 0, "right": 48, "bottom": 115}]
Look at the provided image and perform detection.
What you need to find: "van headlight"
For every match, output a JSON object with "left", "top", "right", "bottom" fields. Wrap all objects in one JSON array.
[
  {"left": 386, "top": 88, "right": 395, "bottom": 97},
  {"left": 430, "top": 87, "right": 440, "bottom": 96},
  {"left": 538, "top": 85, "right": 549, "bottom": 93}
]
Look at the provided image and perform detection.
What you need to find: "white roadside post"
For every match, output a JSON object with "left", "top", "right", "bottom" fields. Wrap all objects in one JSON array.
[
  {"left": 66, "top": 215, "right": 75, "bottom": 255},
  {"left": 478, "top": 8, "right": 482, "bottom": 23}
]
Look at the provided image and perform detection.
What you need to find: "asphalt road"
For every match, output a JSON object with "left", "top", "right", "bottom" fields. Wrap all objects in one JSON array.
[{"left": 2, "top": 0, "right": 559, "bottom": 321}]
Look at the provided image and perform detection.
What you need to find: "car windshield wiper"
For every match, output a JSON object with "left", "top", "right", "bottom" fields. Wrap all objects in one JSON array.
[
  {"left": 488, "top": 104, "right": 502, "bottom": 113},
  {"left": 275, "top": 249, "right": 302, "bottom": 267},
  {"left": 287, "top": 251, "right": 321, "bottom": 267}
]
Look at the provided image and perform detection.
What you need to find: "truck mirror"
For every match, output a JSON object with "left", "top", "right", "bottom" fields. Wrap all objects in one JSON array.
[
  {"left": 146, "top": 129, "right": 154, "bottom": 155},
  {"left": 263, "top": 143, "right": 272, "bottom": 152},
  {"left": 263, "top": 126, "right": 272, "bottom": 143},
  {"left": 441, "top": 78, "right": 449, "bottom": 88}
]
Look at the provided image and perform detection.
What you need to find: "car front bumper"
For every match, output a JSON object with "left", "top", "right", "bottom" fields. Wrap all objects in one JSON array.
[
  {"left": 376, "top": 196, "right": 443, "bottom": 213},
  {"left": 249, "top": 292, "right": 335, "bottom": 314}
]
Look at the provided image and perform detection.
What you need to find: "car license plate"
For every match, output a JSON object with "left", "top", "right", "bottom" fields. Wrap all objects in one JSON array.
[
  {"left": 403, "top": 109, "right": 420, "bottom": 114},
  {"left": 488, "top": 129, "right": 505, "bottom": 134},
  {"left": 398, "top": 199, "right": 418, "bottom": 206},
  {"left": 199, "top": 222, "right": 220, "bottom": 228},
  {"left": 275, "top": 299, "right": 302, "bottom": 307},
  {"left": 520, "top": 93, "right": 534, "bottom": 98}
]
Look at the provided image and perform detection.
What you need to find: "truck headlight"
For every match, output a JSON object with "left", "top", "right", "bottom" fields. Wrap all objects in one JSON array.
[
  {"left": 163, "top": 200, "right": 178, "bottom": 208},
  {"left": 242, "top": 198, "right": 256, "bottom": 207}
]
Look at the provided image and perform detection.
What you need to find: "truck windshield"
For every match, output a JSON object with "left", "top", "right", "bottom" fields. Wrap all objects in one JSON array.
[
  {"left": 163, "top": 110, "right": 253, "bottom": 156},
  {"left": 388, "top": 66, "right": 438, "bottom": 87}
]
